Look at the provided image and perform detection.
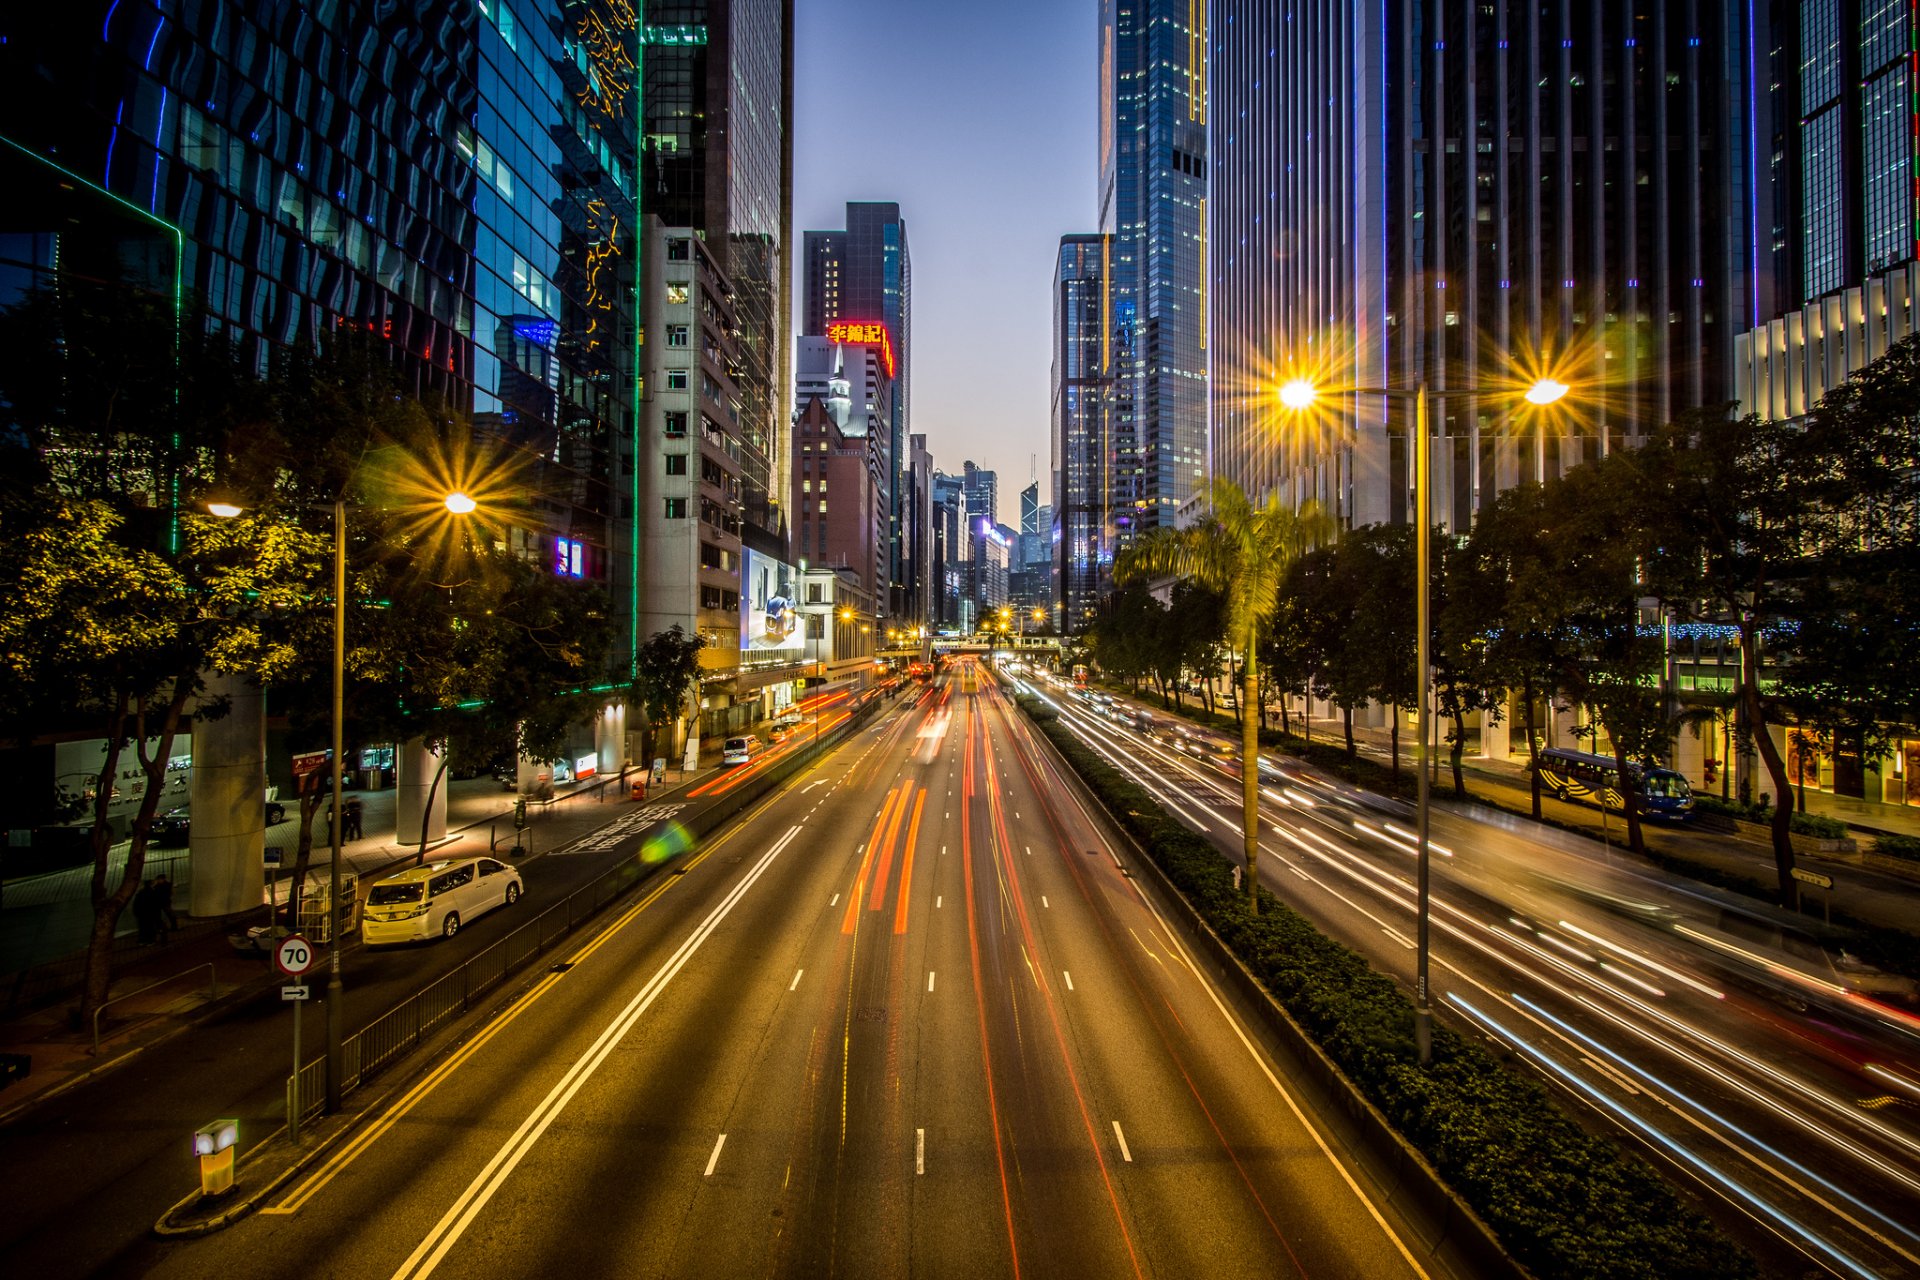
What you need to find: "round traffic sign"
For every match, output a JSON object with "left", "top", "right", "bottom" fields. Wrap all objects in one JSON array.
[{"left": 275, "top": 932, "right": 316, "bottom": 978}]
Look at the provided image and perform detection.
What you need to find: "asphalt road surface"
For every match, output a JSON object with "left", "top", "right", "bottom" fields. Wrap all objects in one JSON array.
[
  {"left": 1034, "top": 671, "right": 1920, "bottom": 1280},
  {"left": 115, "top": 668, "right": 1465, "bottom": 1279}
]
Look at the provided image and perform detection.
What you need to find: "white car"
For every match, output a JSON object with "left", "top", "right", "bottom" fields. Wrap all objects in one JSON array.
[
  {"left": 363, "top": 856, "right": 522, "bottom": 945},
  {"left": 722, "top": 736, "right": 754, "bottom": 766}
]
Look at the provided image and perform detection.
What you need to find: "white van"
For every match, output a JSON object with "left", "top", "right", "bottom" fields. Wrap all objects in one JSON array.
[
  {"left": 362, "top": 856, "right": 523, "bottom": 945},
  {"left": 722, "top": 736, "right": 754, "bottom": 766}
]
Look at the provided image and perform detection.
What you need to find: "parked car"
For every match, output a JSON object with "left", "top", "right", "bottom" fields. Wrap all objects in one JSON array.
[
  {"left": 722, "top": 736, "right": 754, "bottom": 766},
  {"left": 362, "top": 856, "right": 522, "bottom": 945},
  {"left": 151, "top": 799, "right": 287, "bottom": 846}
]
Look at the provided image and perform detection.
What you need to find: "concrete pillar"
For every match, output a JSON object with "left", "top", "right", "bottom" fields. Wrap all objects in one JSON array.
[
  {"left": 188, "top": 672, "right": 266, "bottom": 919},
  {"left": 1671, "top": 724, "right": 1706, "bottom": 786},
  {"left": 395, "top": 737, "right": 448, "bottom": 845},
  {"left": 1480, "top": 709, "right": 1510, "bottom": 761},
  {"left": 595, "top": 703, "right": 627, "bottom": 777}
]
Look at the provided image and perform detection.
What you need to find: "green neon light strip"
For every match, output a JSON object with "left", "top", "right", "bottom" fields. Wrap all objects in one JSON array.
[
  {"left": 630, "top": 3, "right": 648, "bottom": 681},
  {"left": 1, "top": 133, "right": 187, "bottom": 549}
]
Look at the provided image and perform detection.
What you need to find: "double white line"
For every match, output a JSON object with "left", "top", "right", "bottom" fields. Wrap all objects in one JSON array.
[{"left": 391, "top": 824, "right": 803, "bottom": 1280}]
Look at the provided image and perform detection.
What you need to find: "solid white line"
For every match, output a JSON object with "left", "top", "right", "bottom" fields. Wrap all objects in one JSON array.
[
  {"left": 916, "top": 1127, "right": 925, "bottom": 1175},
  {"left": 927, "top": 971, "right": 936, "bottom": 992},
  {"left": 704, "top": 1133, "right": 727, "bottom": 1177},
  {"left": 1063, "top": 970, "right": 1074, "bottom": 991},
  {"left": 389, "top": 825, "right": 802, "bottom": 1280},
  {"left": 1112, "top": 1120, "right": 1132, "bottom": 1162},
  {"left": 789, "top": 969, "right": 803, "bottom": 991},
  {"left": 1382, "top": 928, "right": 1416, "bottom": 950}
]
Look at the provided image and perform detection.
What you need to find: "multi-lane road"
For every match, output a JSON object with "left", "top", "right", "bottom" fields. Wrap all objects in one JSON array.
[
  {"left": 110, "top": 665, "right": 1467, "bottom": 1279},
  {"left": 1031, "top": 671, "right": 1920, "bottom": 1279}
]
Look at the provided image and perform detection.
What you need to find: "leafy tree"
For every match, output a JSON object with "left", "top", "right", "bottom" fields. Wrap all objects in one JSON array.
[
  {"left": 1469, "top": 481, "right": 1579, "bottom": 820},
  {"left": 1431, "top": 530, "right": 1509, "bottom": 798},
  {"left": 1289, "top": 542, "right": 1368, "bottom": 762},
  {"left": 632, "top": 625, "right": 706, "bottom": 762},
  {"left": 1117, "top": 479, "right": 1332, "bottom": 913},
  {"left": 1342, "top": 525, "right": 1419, "bottom": 780},
  {"left": 1086, "top": 583, "right": 1164, "bottom": 694}
]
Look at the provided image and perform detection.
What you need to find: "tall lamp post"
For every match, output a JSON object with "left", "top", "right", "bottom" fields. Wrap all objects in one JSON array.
[
  {"left": 1279, "top": 376, "right": 1569, "bottom": 1065},
  {"left": 210, "top": 489, "right": 477, "bottom": 1110}
]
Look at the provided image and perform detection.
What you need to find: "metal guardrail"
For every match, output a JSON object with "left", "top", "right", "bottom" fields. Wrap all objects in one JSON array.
[
  {"left": 285, "top": 698, "right": 880, "bottom": 1121},
  {"left": 91, "top": 962, "right": 217, "bottom": 1054}
]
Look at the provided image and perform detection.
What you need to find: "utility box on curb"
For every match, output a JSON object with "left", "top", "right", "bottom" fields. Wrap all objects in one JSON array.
[{"left": 194, "top": 1119, "right": 239, "bottom": 1198}]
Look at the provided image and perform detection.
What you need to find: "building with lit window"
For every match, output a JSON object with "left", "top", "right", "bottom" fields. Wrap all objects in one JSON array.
[
  {"left": 1209, "top": 0, "right": 1755, "bottom": 531},
  {"left": 1100, "top": 0, "right": 1207, "bottom": 533},
  {"left": 794, "top": 332, "right": 893, "bottom": 602},
  {"left": 1734, "top": 0, "right": 1920, "bottom": 423},
  {"left": 1052, "top": 233, "right": 1115, "bottom": 631},
  {"left": 802, "top": 202, "right": 913, "bottom": 618}
]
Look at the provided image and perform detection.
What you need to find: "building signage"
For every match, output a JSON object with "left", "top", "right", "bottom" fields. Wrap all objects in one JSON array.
[
  {"left": 825, "top": 321, "right": 896, "bottom": 377},
  {"left": 741, "top": 550, "right": 804, "bottom": 658}
]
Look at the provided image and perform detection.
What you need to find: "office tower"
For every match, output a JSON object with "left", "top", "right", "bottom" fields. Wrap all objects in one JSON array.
[
  {"left": 931, "top": 470, "right": 969, "bottom": 630},
  {"left": 1053, "top": 233, "right": 1116, "bottom": 630},
  {"left": 1100, "top": 0, "right": 1208, "bottom": 532},
  {"left": 792, "top": 334, "right": 893, "bottom": 600},
  {"left": 803, "top": 203, "right": 912, "bottom": 615},
  {"left": 0, "top": 2, "right": 661, "bottom": 647},
  {"left": 962, "top": 461, "right": 998, "bottom": 531},
  {"left": 906, "top": 433, "right": 935, "bottom": 628},
  {"left": 1209, "top": 0, "right": 1754, "bottom": 531},
  {"left": 642, "top": 0, "right": 796, "bottom": 550},
  {"left": 1735, "top": 0, "right": 1920, "bottom": 422}
]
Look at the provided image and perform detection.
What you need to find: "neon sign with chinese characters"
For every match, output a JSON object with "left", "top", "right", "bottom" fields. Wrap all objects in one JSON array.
[{"left": 825, "top": 321, "right": 896, "bottom": 377}]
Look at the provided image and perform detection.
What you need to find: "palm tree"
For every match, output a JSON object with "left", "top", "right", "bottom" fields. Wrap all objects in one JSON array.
[{"left": 1116, "top": 478, "right": 1333, "bottom": 912}]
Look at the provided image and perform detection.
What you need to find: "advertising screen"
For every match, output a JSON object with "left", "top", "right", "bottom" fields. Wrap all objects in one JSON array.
[{"left": 741, "top": 550, "right": 804, "bottom": 658}]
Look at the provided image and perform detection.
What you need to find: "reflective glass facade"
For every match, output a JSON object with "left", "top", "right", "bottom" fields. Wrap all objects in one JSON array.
[
  {"left": 1759, "top": 0, "right": 1920, "bottom": 314},
  {"left": 1210, "top": 0, "right": 1752, "bottom": 531},
  {"left": 1100, "top": 0, "right": 1206, "bottom": 533},
  {"left": 1053, "top": 234, "right": 1114, "bottom": 632},
  {"left": 1, "top": 0, "right": 638, "bottom": 649}
]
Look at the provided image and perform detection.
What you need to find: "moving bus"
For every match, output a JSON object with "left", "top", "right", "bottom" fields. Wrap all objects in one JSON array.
[{"left": 1535, "top": 747, "right": 1696, "bottom": 821}]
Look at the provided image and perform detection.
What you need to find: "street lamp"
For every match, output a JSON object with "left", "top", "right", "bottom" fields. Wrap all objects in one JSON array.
[
  {"left": 1279, "top": 374, "right": 1570, "bottom": 1066},
  {"left": 205, "top": 486, "right": 474, "bottom": 1110}
]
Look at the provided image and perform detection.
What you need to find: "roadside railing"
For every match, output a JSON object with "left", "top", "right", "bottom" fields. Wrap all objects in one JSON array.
[
  {"left": 91, "top": 962, "right": 217, "bottom": 1053},
  {"left": 286, "top": 697, "right": 879, "bottom": 1125}
]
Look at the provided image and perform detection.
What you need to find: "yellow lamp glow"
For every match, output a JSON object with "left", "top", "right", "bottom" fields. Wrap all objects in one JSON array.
[
  {"left": 206, "top": 501, "right": 243, "bottom": 519},
  {"left": 1524, "top": 379, "right": 1570, "bottom": 407},
  {"left": 443, "top": 492, "right": 478, "bottom": 515},
  {"left": 1278, "top": 380, "right": 1318, "bottom": 411}
]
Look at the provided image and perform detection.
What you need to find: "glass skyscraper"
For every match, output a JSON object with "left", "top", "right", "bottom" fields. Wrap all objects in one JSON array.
[
  {"left": 1209, "top": 0, "right": 1754, "bottom": 532},
  {"left": 1052, "top": 233, "right": 1114, "bottom": 632},
  {"left": 1100, "top": 0, "right": 1207, "bottom": 533},
  {"left": 1, "top": 0, "right": 640, "bottom": 650}
]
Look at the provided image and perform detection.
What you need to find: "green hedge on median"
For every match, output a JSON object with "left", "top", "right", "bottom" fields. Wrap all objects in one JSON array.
[{"left": 1017, "top": 693, "right": 1754, "bottom": 1280}]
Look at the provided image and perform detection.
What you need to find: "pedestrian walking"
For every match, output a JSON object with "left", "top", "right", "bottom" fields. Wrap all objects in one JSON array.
[
  {"left": 153, "top": 873, "right": 179, "bottom": 932},
  {"left": 131, "top": 880, "right": 159, "bottom": 945},
  {"left": 343, "top": 796, "right": 364, "bottom": 841}
]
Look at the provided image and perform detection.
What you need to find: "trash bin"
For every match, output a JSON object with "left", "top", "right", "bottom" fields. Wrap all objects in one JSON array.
[
  {"left": 360, "top": 767, "right": 385, "bottom": 790},
  {"left": 630, "top": 780, "right": 647, "bottom": 802}
]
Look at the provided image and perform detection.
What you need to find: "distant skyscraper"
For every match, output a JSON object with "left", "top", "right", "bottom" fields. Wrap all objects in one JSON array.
[
  {"left": 962, "top": 461, "right": 998, "bottom": 531},
  {"left": 1100, "top": 0, "right": 1207, "bottom": 531},
  {"left": 804, "top": 202, "right": 913, "bottom": 616},
  {"left": 1210, "top": 0, "right": 1753, "bottom": 531},
  {"left": 1735, "top": 0, "right": 1920, "bottom": 422},
  {"left": 1053, "top": 233, "right": 1115, "bottom": 631}
]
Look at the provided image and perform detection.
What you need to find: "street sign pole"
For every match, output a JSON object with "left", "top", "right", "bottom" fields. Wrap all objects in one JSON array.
[
  {"left": 289, "top": 992, "right": 302, "bottom": 1143},
  {"left": 275, "top": 933, "right": 316, "bottom": 1138}
]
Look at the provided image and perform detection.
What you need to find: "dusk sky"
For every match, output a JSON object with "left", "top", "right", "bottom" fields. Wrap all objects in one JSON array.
[{"left": 793, "top": 0, "right": 1098, "bottom": 525}]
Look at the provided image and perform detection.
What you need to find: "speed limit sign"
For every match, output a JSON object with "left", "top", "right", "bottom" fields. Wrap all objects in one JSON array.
[{"left": 274, "top": 933, "right": 316, "bottom": 978}]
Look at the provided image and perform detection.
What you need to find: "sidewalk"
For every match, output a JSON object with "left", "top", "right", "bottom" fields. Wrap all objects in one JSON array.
[{"left": 0, "top": 763, "right": 716, "bottom": 1121}]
